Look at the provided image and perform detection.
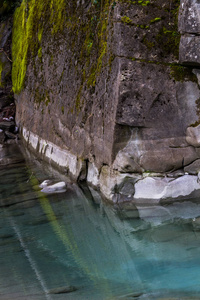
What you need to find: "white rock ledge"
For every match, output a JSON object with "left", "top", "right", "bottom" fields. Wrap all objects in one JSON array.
[
  {"left": 21, "top": 127, "right": 200, "bottom": 203},
  {"left": 134, "top": 175, "right": 200, "bottom": 202},
  {"left": 22, "top": 127, "right": 84, "bottom": 180}
]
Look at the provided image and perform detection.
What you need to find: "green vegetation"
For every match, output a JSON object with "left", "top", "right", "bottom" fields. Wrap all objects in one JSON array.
[
  {"left": 142, "top": 36, "right": 155, "bottom": 49},
  {"left": 121, "top": 16, "right": 133, "bottom": 24},
  {"left": 12, "top": 0, "right": 111, "bottom": 107},
  {"left": 170, "top": 65, "right": 198, "bottom": 83},
  {"left": 150, "top": 17, "right": 162, "bottom": 24},
  {"left": 119, "top": 0, "right": 150, "bottom": 5},
  {"left": 12, "top": 0, "right": 66, "bottom": 94},
  {"left": 73, "top": 0, "right": 112, "bottom": 109},
  {"left": 138, "top": 0, "right": 150, "bottom": 6},
  {"left": 50, "top": 0, "right": 66, "bottom": 34}
]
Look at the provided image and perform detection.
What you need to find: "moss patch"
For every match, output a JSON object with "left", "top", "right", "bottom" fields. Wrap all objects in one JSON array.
[
  {"left": 121, "top": 16, "right": 133, "bottom": 24},
  {"left": 170, "top": 65, "right": 198, "bottom": 83},
  {"left": 12, "top": 0, "right": 66, "bottom": 94}
]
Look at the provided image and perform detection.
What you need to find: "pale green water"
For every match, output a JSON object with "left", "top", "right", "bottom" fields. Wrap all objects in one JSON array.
[{"left": 0, "top": 144, "right": 200, "bottom": 299}]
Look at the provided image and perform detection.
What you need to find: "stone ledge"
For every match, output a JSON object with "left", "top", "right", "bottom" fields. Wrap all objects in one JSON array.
[{"left": 22, "top": 127, "right": 85, "bottom": 181}]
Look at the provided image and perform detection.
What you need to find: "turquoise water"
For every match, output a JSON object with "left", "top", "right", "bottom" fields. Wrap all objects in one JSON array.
[{"left": 1, "top": 144, "right": 200, "bottom": 299}]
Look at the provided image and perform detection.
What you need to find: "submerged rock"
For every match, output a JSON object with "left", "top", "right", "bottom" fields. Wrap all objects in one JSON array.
[
  {"left": 48, "top": 285, "right": 77, "bottom": 294},
  {"left": 40, "top": 181, "right": 67, "bottom": 194}
]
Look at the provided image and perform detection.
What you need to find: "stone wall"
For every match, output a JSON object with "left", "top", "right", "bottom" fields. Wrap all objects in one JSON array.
[{"left": 10, "top": 0, "right": 200, "bottom": 203}]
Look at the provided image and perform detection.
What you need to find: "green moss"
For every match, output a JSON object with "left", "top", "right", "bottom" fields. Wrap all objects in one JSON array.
[
  {"left": 142, "top": 35, "right": 155, "bottom": 49},
  {"left": 50, "top": 0, "right": 66, "bottom": 34},
  {"left": 154, "top": 0, "right": 180, "bottom": 59},
  {"left": 190, "top": 98, "right": 200, "bottom": 127},
  {"left": 12, "top": 1, "right": 28, "bottom": 94},
  {"left": 12, "top": 0, "right": 67, "bottom": 94},
  {"left": 75, "top": 0, "right": 111, "bottom": 90},
  {"left": 38, "top": 27, "right": 43, "bottom": 43},
  {"left": 121, "top": 16, "right": 133, "bottom": 24},
  {"left": 38, "top": 47, "right": 42, "bottom": 59},
  {"left": 138, "top": 0, "right": 150, "bottom": 6},
  {"left": 170, "top": 65, "right": 198, "bottom": 83},
  {"left": 61, "top": 106, "right": 64, "bottom": 114},
  {"left": 150, "top": 17, "right": 162, "bottom": 24}
]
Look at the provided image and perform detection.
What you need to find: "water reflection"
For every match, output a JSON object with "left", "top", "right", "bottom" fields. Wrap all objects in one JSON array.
[{"left": 0, "top": 144, "right": 200, "bottom": 299}]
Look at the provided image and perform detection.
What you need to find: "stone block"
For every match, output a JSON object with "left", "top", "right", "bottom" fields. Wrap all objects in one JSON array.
[
  {"left": 179, "top": 0, "right": 200, "bottom": 34},
  {"left": 179, "top": 35, "right": 200, "bottom": 66}
]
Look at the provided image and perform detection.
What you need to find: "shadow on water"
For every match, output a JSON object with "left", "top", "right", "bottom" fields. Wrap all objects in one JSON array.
[{"left": 1, "top": 143, "right": 200, "bottom": 299}]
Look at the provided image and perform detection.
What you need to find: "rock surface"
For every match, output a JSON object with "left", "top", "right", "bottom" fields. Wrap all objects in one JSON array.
[
  {"left": 40, "top": 181, "right": 67, "bottom": 194},
  {"left": 6, "top": 0, "right": 200, "bottom": 202},
  {"left": 184, "top": 159, "right": 200, "bottom": 174},
  {"left": 134, "top": 175, "right": 200, "bottom": 202}
]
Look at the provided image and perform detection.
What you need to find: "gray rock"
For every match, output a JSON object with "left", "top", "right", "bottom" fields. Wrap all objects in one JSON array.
[
  {"left": 179, "top": 35, "right": 200, "bottom": 66},
  {"left": 186, "top": 125, "right": 200, "bottom": 147},
  {"left": 87, "top": 162, "right": 100, "bottom": 187},
  {"left": 184, "top": 159, "right": 200, "bottom": 174},
  {"left": 179, "top": 0, "right": 200, "bottom": 34},
  {"left": 0, "top": 131, "right": 5, "bottom": 143},
  {"left": 166, "top": 169, "right": 185, "bottom": 178},
  {"left": 99, "top": 166, "right": 140, "bottom": 202},
  {"left": 115, "top": 132, "right": 198, "bottom": 173},
  {"left": 0, "top": 121, "right": 15, "bottom": 131},
  {"left": 120, "top": 180, "right": 135, "bottom": 196},
  {"left": 113, "top": 152, "right": 143, "bottom": 173},
  {"left": 5, "top": 131, "right": 16, "bottom": 139},
  {"left": 176, "top": 81, "right": 200, "bottom": 130},
  {"left": 11, "top": 0, "right": 200, "bottom": 203},
  {"left": 134, "top": 175, "right": 200, "bottom": 202}
]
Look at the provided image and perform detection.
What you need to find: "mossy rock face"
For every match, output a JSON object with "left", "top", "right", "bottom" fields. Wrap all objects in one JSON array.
[
  {"left": 12, "top": 0, "right": 112, "bottom": 95},
  {"left": 13, "top": 0, "right": 117, "bottom": 166},
  {"left": 12, "top": 0, "right": 200, "bottom": 179},
  {"left": 0, "top": 18, "right": 12, "bottom": 93},
  {"left": 112, "top": 0, "right": 180, "bottom": 63}
]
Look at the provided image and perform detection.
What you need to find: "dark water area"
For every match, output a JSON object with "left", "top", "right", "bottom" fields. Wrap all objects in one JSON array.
[{"left": 1, "top": 143, "right": 200, "bottom": 299}]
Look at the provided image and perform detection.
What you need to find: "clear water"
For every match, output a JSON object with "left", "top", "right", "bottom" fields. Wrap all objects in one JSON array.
[{"left": 1, "top": 144, "right": 200, "bottom": 299}]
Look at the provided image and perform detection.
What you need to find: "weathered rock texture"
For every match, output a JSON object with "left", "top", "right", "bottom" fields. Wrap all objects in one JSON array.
[
  {"left": 10, "top": 0, "right": 200, "bottom": 203},
  {"left": 0, "top": 18, "right": 13, "bottom": 107}
]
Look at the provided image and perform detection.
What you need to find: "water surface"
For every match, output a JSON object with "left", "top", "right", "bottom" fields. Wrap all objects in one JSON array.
[{"left": 1, "top": 143, "right": 200, "bottom": 299}]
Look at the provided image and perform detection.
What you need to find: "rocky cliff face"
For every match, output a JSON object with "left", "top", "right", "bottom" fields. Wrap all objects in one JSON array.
[{"left": 4, "top": 0, "right": 200, "bottom": 203}]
